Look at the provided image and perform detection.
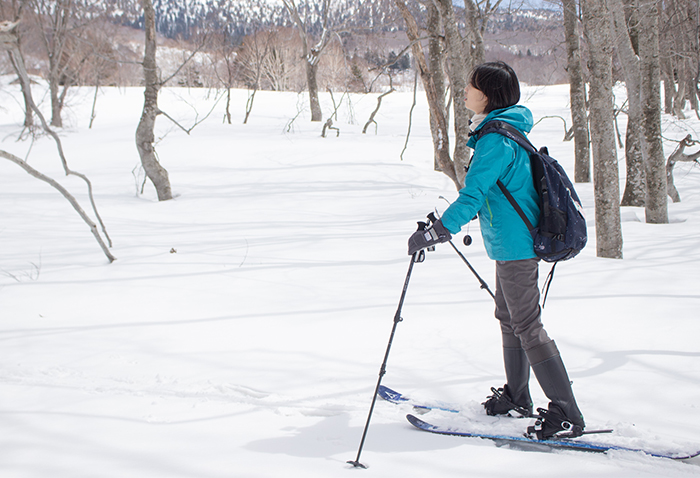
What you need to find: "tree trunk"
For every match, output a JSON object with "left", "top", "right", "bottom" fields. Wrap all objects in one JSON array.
[
  {"left": 581, "top": 0, "right": 623, "bottom": 259},
  {"left": 2, "top": 21, "right": 114, "bottom": 254},
  {"left": 49, "top": 78, "right": 63, "bottom": 128},
  {"left": 282, "top": 0, "right": 328, "bottom": 123},
  {"left": 135, "top": 0, "right": 172, "bottom": 201},
  {"left": 639, "top": 0, "right": 668, "bottom": 223},
  {"left": 666, "top": 135, "right": 700, "bottom": 202},
  {"left": 620, "top": 121, "right": 646, "bottom": 206},
  {"left": 610, "top": 0, "right": 645, "bottom": 207},
  {"left": 3, "top": 19, "right": 34, "bottom": 128},
  {"left": 660, "top": 57, "right": 675, "bottom": 114},
  {"left": 562, "top": 0, "right": 591, "bottom": 183},
  {"left": 42, "top": 0, "right": 71, "bottom": 128},
  {"left": 305, "top": 58, "right": 322, "bottom": 122},
  {"left": 394, "top": 0, "right": 459, "bottom": 189},
  {"left": 464, "top": 0, "right": 485, "bottom": 66},
  {"left": 434, "top": 0, "right": 471, "bottom": 187},
  {"left": 6, "top": 49, "right": 34, "bottom": 128},
  {"left": 427, "top": 2, "right": 447, "bottom": 172}
]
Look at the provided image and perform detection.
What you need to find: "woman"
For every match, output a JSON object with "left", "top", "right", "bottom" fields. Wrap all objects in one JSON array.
[{"left": 407, "top": 61, "right": 585, "bottom": 440}]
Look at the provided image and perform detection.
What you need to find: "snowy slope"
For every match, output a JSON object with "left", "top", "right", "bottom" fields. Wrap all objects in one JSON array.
[{"left": 0, "top": 80, "right": 699, "bottom": 477}]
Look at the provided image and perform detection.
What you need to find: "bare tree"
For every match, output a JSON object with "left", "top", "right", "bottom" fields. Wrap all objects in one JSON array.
[
  {"left": 209, "top": 33, "right": 237, "bottom": 125},
  {"left": 1, "top": 19, "right": 114, "bottom": 262},
  {"left": 433, "top": 0, "right": 471, "bottom": 186},
  {"left": 83, "top": 20, "right": 124, "bottom": 128},
  {"left": 25, "top": 0, "right": 97, "bottom": 128},
  {"left": 581, "top": 0, "right": 623, "bottom": 258},
  {"left": 659, "top": 0, "right": 698, "bottom": 118},
  {"left": 1, "top": 0, "right": 33, "bottom": 128},
  {"left": 261, "top": 29, "right": 301, "bottom": 92},
  {"left": 282, "top": 0, "right": 333, "bottom": 122},
  {"left": 135, "top": 0, "right": 172, "bottom": 201},
  {"left": 666, "top": 135, "right": 700, "bottom": 202},
  {"left": 639, "top": 0, "right": 668, "bottom": 224},
  {"left": 425, "top": 1, "right": 447, "bottom": 172},
  {"left": 236, "top": 29, "right": 273, "bottom": 124},
  {"left": 394, "top": 0, "right": 459, "bottom": 188},
  {"left": 462, "top": 0, "right": 504, "bottom": 66},
  {"left": 610, "top": 0, "right": 645, "bottom": 207},
  {"left": 561, "top": 0, "right": 590, "bottom": 183}
]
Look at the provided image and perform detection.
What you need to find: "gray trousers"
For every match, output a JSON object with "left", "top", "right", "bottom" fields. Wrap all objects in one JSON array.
[{"left": 494, "top": 258, "right": 558, "bottom": 365}]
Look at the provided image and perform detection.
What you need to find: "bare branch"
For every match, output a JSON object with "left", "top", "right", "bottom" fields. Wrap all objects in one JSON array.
[
  {"left": 401, "top": 70, "right": 420, "bottom": 161},
  {"left": 532, "top": 115, "right": 571, "bottom": 140},
  {"left": 3, "top": 22, "right": 112, "bottom": 247},
  {"left": 363, "top": 88, "right": 395, "bottom": 134},
  {"left": 1, "top": 149, "right": 116, "bottom": 263},
  {"left": 667, "top": 134, "right": 700, "bottom": 202},
  {"left": 160, "top": 39, "right": 207, "bottom": 86},
  {"left": 156, "top": 91, "right": 225, "bottom": 134}
]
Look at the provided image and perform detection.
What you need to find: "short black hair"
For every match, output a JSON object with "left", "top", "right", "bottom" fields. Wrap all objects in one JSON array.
[{"left": 469, "top": 61, "right": 520, "bottom": 113}]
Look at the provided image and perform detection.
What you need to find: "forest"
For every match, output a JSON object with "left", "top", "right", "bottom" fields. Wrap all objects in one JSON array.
[{"left": 2, "top": 0, "right": 700, "bottom": 261}]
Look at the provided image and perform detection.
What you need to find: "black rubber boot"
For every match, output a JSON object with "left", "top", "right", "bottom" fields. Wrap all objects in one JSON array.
[
  {"left": 503, "top": 346, "right": 533, "bottom": 415},
  {"left": 483, "top": 347, "right": 533, "bottom": 417},
  {"left": 528, "top": 346, "right": 585, "bottom": 439}
]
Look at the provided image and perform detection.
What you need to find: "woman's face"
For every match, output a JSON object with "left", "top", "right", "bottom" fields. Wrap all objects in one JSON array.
[{"left": 465, "top": 83, "right": 488, "bottom": 115}]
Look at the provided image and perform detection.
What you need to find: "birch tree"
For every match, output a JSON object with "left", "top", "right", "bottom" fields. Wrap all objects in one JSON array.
[
  {"left": 135, "top": 0, "right": 172, "bottom": 201},
  {"left": 610, "top": 0, "right": 646, "bottom": 207},
  {"left": 581, "top": 0, "right": 623, "bottom": 258},
  {"left": 392, "top": 0, "right": 505, "bottom": 189},
  {"left": 134, "top": 0, "right": 206, "bottom": 201},
  {"left": 236, "top": 30, "right": 274, "bottom": 124},
  {"left": 433, "top": 0, "right": 471, "bottom": 186},
  {"left": 25, "top": 0, "right": 96, "bottom": 128},
  {"left": 659, "top": 0, "right": 698, "bottom": 117},
  {"left": 462, "top": 0, "right": 503, "bottom": 67},
  {"left": 1, "top": 0, "right": 33, "bottom": 128},
  {"left": 1, "top": 20, "right": 114, "bottom": 262},
  {"left": 282, "top": 0, "right": 333, "bottom": 122},
  {"left": 639, "top": 0, "right": 668, "bottom": 223},
  {"left": 561, "top": 0, "right": 591, "bottom": 183},
  {"left": 394, "top": 0, "right": 459, "bottom": 188}
]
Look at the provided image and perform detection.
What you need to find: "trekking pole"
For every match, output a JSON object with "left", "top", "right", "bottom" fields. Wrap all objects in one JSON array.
[
  {"left": 427, "top": 211, "right": 495, "bottom": 300},
  {"left": 446, "top": 239, "right": 495, "bottom": 300},
  {"left": 347, "top": 248, "right": 425, "bottom": 469}
]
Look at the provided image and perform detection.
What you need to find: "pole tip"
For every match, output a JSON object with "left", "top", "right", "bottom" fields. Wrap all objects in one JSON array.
[{"left": 346, "top": 460, "right": 367, "bottom": 469}]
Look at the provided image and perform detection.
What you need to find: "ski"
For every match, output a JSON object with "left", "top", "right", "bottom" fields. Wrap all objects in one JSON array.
[
  {"left": 406, "top": 414, "right": 700, "bottom": 460},
  {"left": 377, "top": 385, "right": 460, "bottom": 414}
]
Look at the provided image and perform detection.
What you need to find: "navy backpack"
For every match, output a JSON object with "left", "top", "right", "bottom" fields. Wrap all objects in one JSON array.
[
  {"left": 476, "top": 120, "right": 587, "bottom": 263},
  {"left": 476, "top": 121, "right": 587, "bottom": 304}
]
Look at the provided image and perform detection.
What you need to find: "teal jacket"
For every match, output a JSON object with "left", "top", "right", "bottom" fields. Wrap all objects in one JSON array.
[{"left": 441, "top": 105, "right": 539, "bottom": 261}]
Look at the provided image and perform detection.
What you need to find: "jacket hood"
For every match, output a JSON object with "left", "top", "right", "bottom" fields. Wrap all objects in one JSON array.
[{"left": 473, "top": 105, "right": 534, "bottom": 135}]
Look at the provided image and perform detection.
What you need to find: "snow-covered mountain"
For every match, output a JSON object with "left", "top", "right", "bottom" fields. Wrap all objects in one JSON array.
[
  {"left": 102, "top": 0, "right": 561, "bottom": 42},
  {"left": 104, "top": 0, "right": 407, "bottom": 40}
]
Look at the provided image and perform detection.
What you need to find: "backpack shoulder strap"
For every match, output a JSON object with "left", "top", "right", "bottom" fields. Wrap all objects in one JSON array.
[
  {"left": 475, "top": 120, "right": 538, "bottom": 155},
  {"left": 496, "top": 179, "right": 535, "bottom": 231},
  {"left": 475, "top": 120, "right": 536, "bottom": 232}
]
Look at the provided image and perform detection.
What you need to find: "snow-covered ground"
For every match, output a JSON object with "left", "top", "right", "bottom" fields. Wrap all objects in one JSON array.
[{"left": 1, "top": 79, "right": 699, "bottom": 477}]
